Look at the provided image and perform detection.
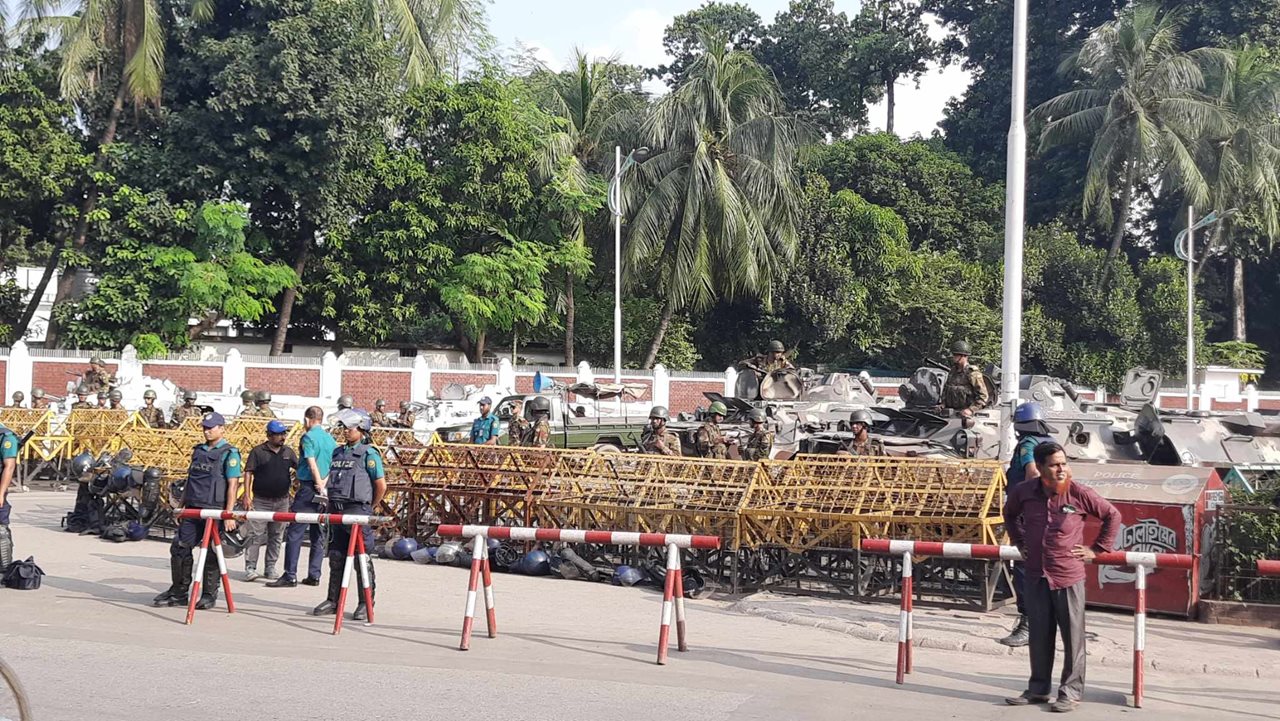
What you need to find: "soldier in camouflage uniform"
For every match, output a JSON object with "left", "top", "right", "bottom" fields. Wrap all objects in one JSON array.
[
  {"left": 841, "top": 409, "right": 885, "bottom": 457},
  {"left": 71, "top": 385, "right": 96, "bottom": 410},
  {"left": 941, "top": 340, "right": 989, "bottom": 417},
  {"left": 741, "top": 340, "right": 796, "bottom": 375},
  {"left": 504, "top": 399, "right": 530, "bottom": 446},
  {"left": 695, "top": 401, "right": 730, "bottom": 459},
  {"left": 370, "top": 399, "right": 393, "bottom": 427},
  {"left": 82, "top": 356, "right": 115, "bottom": 394},
  {"left": 639, "top": 406, "right": 682, "bottom": 456},
  {"left": 524, "top": 396, "right": 552, "bottom": 448},
  {"left": 96, "top": 390, "right": 109, "bottom": 408},
  {"left": 171, "top": 390, "right": 200, "bottom": 428},
  {"left": 396, "top": 401, "right": 416, "bottom": 429},
  {"left": 740, "top": 408, "right": 774, "bottom": 462},
  {"left": 107, "top": 389, "right": 124, "bottom": 410},
  {"left": 238, "top": 390, "right": 255, "bottom": 417},
  {"left": 252, "top": 390, "right": 277, "bottom": 419},
  {"left": 30, "top": 389, "right": 48, "bottom": 410},
  {"left": 138, "top": 390, "right": 166, "bottom": 428},
  {"left": 9, "top": 391, "right": 24, "bottom": 408}
]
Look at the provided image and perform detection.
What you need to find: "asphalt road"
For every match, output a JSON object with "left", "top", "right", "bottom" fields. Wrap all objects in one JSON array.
[{"left": 2, "top": 491, "right": 1277, "bottom": 720}]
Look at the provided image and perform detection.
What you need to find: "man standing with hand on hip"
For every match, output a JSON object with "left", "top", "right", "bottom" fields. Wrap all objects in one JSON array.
[
  {"left": 268, "top": 406, "right": 334, "bottom": 588},
  {"left": 1002, "top": 442, "right": 1121, "bottom": 713}
]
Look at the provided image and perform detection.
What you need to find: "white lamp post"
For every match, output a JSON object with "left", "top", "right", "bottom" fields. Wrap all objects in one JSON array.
[
  {"left": 999, "top": 0, "right": 1029, "bottom": 459},
  {"left": 608, "top": 145, "right": 649, "bottom": 384}
]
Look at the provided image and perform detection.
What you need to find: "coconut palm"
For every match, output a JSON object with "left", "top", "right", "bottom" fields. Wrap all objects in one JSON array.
[
  {"left": 624, "top": 30, "right": 808, "bottom": 368},
  {"left": 1033, "top": 2, "right": 1229, "bottom": 284}
]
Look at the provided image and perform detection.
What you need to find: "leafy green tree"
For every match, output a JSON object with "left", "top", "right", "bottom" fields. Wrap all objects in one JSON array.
[
  {"left": 625, "top": 31, "right": 808, "bottom": 369},
  {"left": 855, "top": 0, "right": 939, "bottom": 135},
  {"left": 570, "top": 292, "right": 701, "bottom": 371},
  {"left": 651, "top": 1, "right": 765, "bottom": 86},
  {"left": 1033, "top": 3, "right": 1227, "bottom": 283}
]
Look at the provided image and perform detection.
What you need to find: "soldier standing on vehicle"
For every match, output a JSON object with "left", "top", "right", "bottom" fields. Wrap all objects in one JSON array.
[
  {"left": 171, "top": 390, "right": 200, "bottom": 428},
  {"left": 83, "top": 356, "right": 115, "bottom": 393},
  {"left": 841, "top": 409, "right": 885, "bottom": 457},
  {"left": 252, "top": 390, "right": 277, "bottom": 419},
  {"left": 370, "top": 400, "right": 392, "bottom": 427},
  {"left": 525, "top": 396, "right": 552, "bottom": 448},
  {"left": 397, "top": 401, "right": 417, "bottom": 429},
  {"left": 470, "top": 397, "right": 500, "bottom": 445},
  {"left": 639, "top": 406, "right": 682, "bottom": 456},
  {"left": 71, "top": 385, "right": 95, "bottom": 410},
  {"left": 941, "top": 340, "right": 989, "bottom": 416},
  {"left": 741, "top": 408, "right": 774, "bottom": 461},
  {"left": 138, "top": 390, "right": 166, "bottom": 428},
  {"left": 505, "top": 399, "right": 530, "bottom": 446},
  {"left": 740, "top": 340, "right": 796, "bottom": 374},
  {"left": 695, "top": 401, "right": 730, "bottom": 459},
  {"left": 8, "top": 391, "right": 24, "bottom": 408},
  {"left": 238, "top": 390, "right": 255, "bottom": 416}
]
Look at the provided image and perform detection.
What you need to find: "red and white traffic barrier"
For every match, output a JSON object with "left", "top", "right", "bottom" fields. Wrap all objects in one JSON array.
[
  {"left": 437, "top": 524, "right": 720, "bottom": 665},
  {"left": 1258, "top": 559, "right": 1280, "bottom": 576},
  {"left": 176, "top": 508, "right": 387, "bottom": 634},
  {"left": 859, "top": 538, "right": 1193, "bottom": 708}
]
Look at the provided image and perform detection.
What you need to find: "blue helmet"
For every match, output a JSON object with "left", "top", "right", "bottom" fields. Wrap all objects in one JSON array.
[
  {"left": 107, "top": 465, "right": 135, "bottom": 493},
  {"left": 1013, "top": 402, "right": 1044, "bottom": 424},
  {"left": 612, "top": 565, "right": 645, "bottom": 587},
  {"left": 516, "top": 549, "right": 551, "bottom": 576},
  {"left": 126, "top": 521, "right": 148, "bottom": 541},
  {"left": 391, "top": 537, "right": 420, "bottom": 560}
]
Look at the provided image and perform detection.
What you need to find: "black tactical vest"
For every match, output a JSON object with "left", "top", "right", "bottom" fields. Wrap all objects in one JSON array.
[
  {"left": 329, "top": 443, "right": 374, "bottom": 504},
  {"left": 185, "top": 443, "right": 232, "bottom": 509}
]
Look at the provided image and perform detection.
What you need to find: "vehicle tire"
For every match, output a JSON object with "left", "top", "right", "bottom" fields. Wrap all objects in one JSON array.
[{"left": 591, "top": 443, "right": 623, "bottom": 454}]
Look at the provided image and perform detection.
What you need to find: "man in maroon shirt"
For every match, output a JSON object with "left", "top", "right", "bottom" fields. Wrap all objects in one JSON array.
[{"left": 1002, "top": 441, "right": 1121, "bottom": 713}]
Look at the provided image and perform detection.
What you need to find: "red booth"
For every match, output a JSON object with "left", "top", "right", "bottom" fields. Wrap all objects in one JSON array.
[{"left": 1071, "top": 464, "right": 1226, "bottom": 617}]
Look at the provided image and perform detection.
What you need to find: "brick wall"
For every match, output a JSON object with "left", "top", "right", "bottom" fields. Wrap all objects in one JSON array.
[
  {"left": 432, "top": 372, "right": 498, "bottom": 397},
  {"left": 668, "top": 380, "right": 724, "bottom": 413},
  {"left": 515, "top": 373, "right": 576, "bottom": 395},
  {"left": 142, "top": 363, "right": 223, "bottom": 392},
  {"left": 32, "top": 360, "right": 117, "bottom": 396},
  {"left": 342, "top": 370, "right": 412, "bottom": 407},
  {"left": 245, "top": 366, "right": 320, "bottom": 396}
]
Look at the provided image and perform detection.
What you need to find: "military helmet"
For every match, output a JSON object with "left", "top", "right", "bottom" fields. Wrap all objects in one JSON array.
[
  {"left": 11, "top": 391, "right": 23, "bottom": 402},
  {"left": 143, "top": 467, "right": 163, "bottom": 484},
  {"left": 108, "top": 389, "right": 122, "bottom": 401},
  {"left": 338, "top": 394, "right": 354, "bottom": 409},
  {"left": 90, "top": 355, "right": 104, "bottom": 365},
  {"left": 527, "top": 395, "right": 552, "bottom": 415},
  {"left": 399, "top": 401, "right": 410, "bottom": 411},
  {"left": 240, "top": 390, "right": 254, "bottom": 403},
  {"left": 748, "top": 408, "right": 767, "bottom": 423},
  {"left": 334, "top": 408, "right": 372, "bottom": 433},
  {"left": 97, "top": 390, "right": 108, "bottom": 400},
  {"left": 31, "top": 388, "right": 44, "bottom": 399},
  {"left": 1014, "top": 402, "right": 1044, "bottom": 424},
  {"left": 76, "top": 384, "right": 90, "bottom": 396},
  {"left": 375, "top": 399, "right": 386, "bottom": 409},
  {"left": 708, "top": 401, "right": 728, "bottom": 417},
  {"left": 255, "top": 390, "right": 272, "bottom": 403},
  {"left": 183, "top": 390, "right": 197, "bottom": 401},
  {"left": 850, "top": 409, "right": 874, "bottom": 426},
  {"left": 143, "top": 389, "right": 157, "bottom": 400},
  {"left": 950, "top": 340, "right": 972, "bottom": 356},
  {"left": 648, "top": 405, "right": 669, "bottom": 420},
  {"left": 767, "top": 339, "right": 786, "bottom": 353}
]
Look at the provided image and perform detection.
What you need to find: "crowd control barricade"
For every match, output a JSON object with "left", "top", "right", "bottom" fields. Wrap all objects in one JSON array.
[
  {"left": 860, "top": 539, "right": 1193, "bottom": 708},
  {"left": 175, "top": 509, "right": 391, "bottom": 634},
  {"left": 1258, "top": 559, "right": 1280, "bottom": 576},
  {"left": 436, "top": 524, "right": 721, "bottom": 664}
]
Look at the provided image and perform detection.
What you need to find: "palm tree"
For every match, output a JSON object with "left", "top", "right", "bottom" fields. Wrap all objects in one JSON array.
[
  {"left": 532, "top": 49, "right": 643, "bottom": 366},
  {"left": 1196, "top": 44, "right": 1280, "bottom": 341},
  {"left": 624, "top": 30, "right": 807, "bottom": 368},
  {"left": 1033, "top": 2, "right": 1229, "bottom": 284}
]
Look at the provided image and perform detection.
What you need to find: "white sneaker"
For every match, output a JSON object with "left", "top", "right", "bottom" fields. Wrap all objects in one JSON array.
[{"left": 244, "top": 569, "right": 261, "bottom": 582}]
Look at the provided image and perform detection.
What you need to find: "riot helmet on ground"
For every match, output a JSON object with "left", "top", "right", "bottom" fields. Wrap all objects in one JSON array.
[{"left": 70, "top": 452, "right": 95, "bottom": 479}]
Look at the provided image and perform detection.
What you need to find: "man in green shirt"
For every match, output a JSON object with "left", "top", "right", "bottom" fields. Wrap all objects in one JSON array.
[
  {"left": 0, "top": 422, "right": 19, "bottom": 572},
  {"left": 268, "top": 406, "right": 336, "bottom": 588}
]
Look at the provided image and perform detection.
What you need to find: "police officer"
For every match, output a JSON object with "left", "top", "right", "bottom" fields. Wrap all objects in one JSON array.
[
  {"left": 9, "top": 391, "right": 24, "bottom": 408},
  {"left": 0, "top": 421, "right": 19, "bottom": 572},
  {"left": 741, "top": 408, "right": 774, "bottom": 461},
  {"left": 30, "top": 388, "right": 48, "bottom": 410},
  {"left": 311, "top": 409, "right": 385, "bottom": 621},
  {"left": 83, "top": 356, "right": 115, "bottom": 393},
  {"left": 941, "top": 340, "right": 989, "bottom": 416},
  {"left": 842, "top": 409, "right": 885, "bottom": 456},
  {"left": 469, "top": 397, "right": 499, "bottom": 445},
  {"left": 336, "top": 395, "right": 353, "bottom": 412},
  {"left": 639, "top": 406, "right": 681, "bottom": 456},
  {"left": 999, "top": 402, "right": 1057, "bottom": 648},
  {"left": 253, "top": 390, "right": 277, "bottom": 418},
  {"left": 396, "top": 401, "right": 416, "bottom": 429},
  {"left": 71, "top": 385, "right": 96, "bottom": 410},
  {"left": 370, "top": 400, "right": 392, "bottom": 427},
  {"left": 238, "top": 390, "right": 255, "bottom": 416},
  {"left": 525, "top": 396, "right": 552, "bottom": 448},
  {"left": 152, "top": 412, "right": 241, "bottom": 610},
  {"left": 107, "top": 389, "right": 124, "bottom": 410},
  {"left": 505, "top": 399, "right": 530, "bottom": 446},
  {"left": 695, "top": 401, "right": 730, "bottom": 459},
  {"left": 138, "top": 389, "right": 166, "bottom": 428},
  {"left": 170, "top": 390, "right": 199, "bottom": 428}
]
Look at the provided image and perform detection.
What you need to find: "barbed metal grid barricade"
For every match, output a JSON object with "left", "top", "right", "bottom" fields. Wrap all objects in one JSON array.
[
  {"left": 860, "top": 539, "right": 1193, "bottom": 708},
  {"left": 176, "top": 509, "right": 391, "bottom": 634},
  {"left": 437, "top": 524, "right": 721, "bottom": 664}
]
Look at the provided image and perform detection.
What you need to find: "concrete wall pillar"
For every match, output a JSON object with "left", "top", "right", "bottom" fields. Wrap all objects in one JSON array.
[
  {"left": 6, "top": 341, "right": 32, "bottom": 401},
  {"left": 497, "top": 358, "right": 516, "bottom": 392},
  {"left": 576, "top": 360, "right": 594, "bottom": 385},
  {"left": 653, "top": 363, "right": 670, "bottom": 409},
  {"left": 1246, "top": 383, "right": 1259, "bottom": 412},
  {"left": 223, "top": 348, "right": 244, "bottom": 395},
  {"left": 320, "top": 351, "right": 341, "bottom": 400},
  {"left": 724, "top": 367, "right": 738, "bottom": 397},
  {"left": 411, "top": 355, "right": 432, "bottom": 400}
]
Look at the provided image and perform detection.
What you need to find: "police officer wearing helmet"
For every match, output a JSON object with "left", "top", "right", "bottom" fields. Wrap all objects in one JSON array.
[
  {"left": 312, "top": 409, "right": 385, "bottom": 621},
  {"left": 139, "top": 389, "right": 166, "bottom": 428},
  {"left": 9, "top": 391, "right": 24, "bottom": 408},
  {"left": 0, "top": 421, "right": 20, "bottom": 572},
  {"left": 941, "top": 340, "right": 990, "bottom": 417},
  {"left": 153, "top": 412, "right": 241, "bottom": 610},
  {"left": 639, "top": 406, "right": 681, "bottom": 456},
  {"left": 370, "top": 399, "right": 392, "bottom": 428},
  {"left": 107, "top": 389, "right": 124, "bottom": 410},
  {"left": 741, "top": 408, "right": 774, "bottom": 461},
  {"left": 505, "top": 399, "right": 530, "bottom": 446},
  {"left": 695, "top": 401, "right": 730, "bottom": 459},
  {"left": 71, "top": 384, "right": 95, "bottom": 410},
  {"left": 252, "top": 390, "right": 277, "bottom": 419},
  {"left": 999, "top": 401, "right": 1057, "bottom": 648},
  {"left": 842, "top": 409, "right": 885, "bottom": 457},
  {"left": 524, "top": 396, "right": 552, "bottom": 448},
  {"left": 238, "top": 390, "right": 255, "bottom": 417},
  {"left": 170, "top": 390, "right": 199, "bottom": 428}
]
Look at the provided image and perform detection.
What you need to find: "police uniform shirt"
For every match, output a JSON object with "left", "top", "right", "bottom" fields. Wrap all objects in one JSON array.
[
  {"left": 183, "top": 439, "right": 242, "bottom": 509},
  {"left": 470, "top": 413, "right": 500, "bottom": 444},
  {"left": 327, "top": 442, "right": 385, "bottom": 504}
]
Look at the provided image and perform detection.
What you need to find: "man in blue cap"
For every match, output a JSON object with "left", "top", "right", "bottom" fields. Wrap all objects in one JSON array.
[
  {"left": 153, "top": 412, "right": 241, "bottom": 610},
  {"left": 269, "top": 406, "right": 334, "bottom": 588},
  {"left": 469, "top": 396, "right": 500, "bottom": 445},
  {"left": 241, "top": 419, "right": 298, "bottom": 581}
]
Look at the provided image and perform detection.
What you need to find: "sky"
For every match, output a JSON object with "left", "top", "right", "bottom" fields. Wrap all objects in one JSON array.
[{"left": 487, "top": 0, "right": 973, "bottom": 138}]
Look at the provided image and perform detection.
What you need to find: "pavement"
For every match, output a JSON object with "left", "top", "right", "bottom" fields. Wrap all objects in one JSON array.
[{"left": 2, "top": 489, "right": 1279, "bottom": 721}]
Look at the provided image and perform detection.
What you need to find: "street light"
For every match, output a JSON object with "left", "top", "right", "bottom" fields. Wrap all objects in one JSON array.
[
  {"left": 608, "top": 146, "right": 649, "bottom": 384},
  {"left": 998, "top": 0, "right": 1029, "bottom": 459},
  {"left": 1174, "top": 206, "right": 1238, "bottom": 410}
]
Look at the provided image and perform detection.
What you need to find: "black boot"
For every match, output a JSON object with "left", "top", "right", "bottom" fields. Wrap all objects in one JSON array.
[
  {"left": 353, "top": 558, "right": 376, "bottom": 621},
  {"left": 0, "top": 524, "right": 13, "bottom": 574},
  {"left": 195, "top": 554, "right": 220, "bottom": 610},
  {"left": 311, "top": 556, "right": 344, "bottom": 616},
  {"left": 154, "top": 553, "right": 193, "bottom": 607},
  {"left": 999, "top": 615, "right": 1030, "bottom": 647}
]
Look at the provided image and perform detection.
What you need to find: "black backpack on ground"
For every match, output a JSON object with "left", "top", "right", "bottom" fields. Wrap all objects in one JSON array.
[{"left": 3, "top": 557, "right": 44, "bottom": 590}]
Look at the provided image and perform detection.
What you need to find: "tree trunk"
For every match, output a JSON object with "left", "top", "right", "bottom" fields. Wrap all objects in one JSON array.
[
  {"left": 563, "top": 269, "right": 576, "bottom": 367},
  {"left": 269, "top": 224, "right": 313, "bottom": 356},
  {"left": 1232, "top": 255, "right": 1247, "bottom": 341},
  {"left": 43, "top": 82, "right": 129, "bottom": 348},
  {"left": 885, "top": 76, "right": 896, "bottom": 135},
  {"left": 12, "top": 243, "right": 62, "bottom": 342},
  {"left": 641, "top": 297, "right": 676, "bottom": 369},
  {"left": 1100, "top": 165, "right": 1135, "bottom": 286}
]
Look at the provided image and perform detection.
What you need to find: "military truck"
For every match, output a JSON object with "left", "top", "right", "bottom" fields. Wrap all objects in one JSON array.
[{"left": 434, "top": 388, "right": 652, "bottom": 452}]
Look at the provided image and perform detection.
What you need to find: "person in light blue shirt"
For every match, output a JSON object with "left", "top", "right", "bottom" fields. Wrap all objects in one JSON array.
[{"left": 268, "top": 406, "right": 336, "bottom": 588}]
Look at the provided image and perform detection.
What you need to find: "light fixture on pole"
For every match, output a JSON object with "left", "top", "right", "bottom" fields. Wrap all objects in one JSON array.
[
  {"left": 1174, "top": 206, "right": 1238, "bottom": 410},
  {"left": 998, "top": 0, "right": 1029, "bottom": 459},
  {"left": 608, "top": 146, "right": 650, "bottom": 384}
]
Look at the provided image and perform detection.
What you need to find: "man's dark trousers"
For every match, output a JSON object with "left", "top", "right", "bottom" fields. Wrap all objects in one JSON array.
[
  {"left": 1026, "top": 577, "right": 1087, "bottom": 701},
  {"left": 281, "top": 484, "right": 326, "bottom": 581}
]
